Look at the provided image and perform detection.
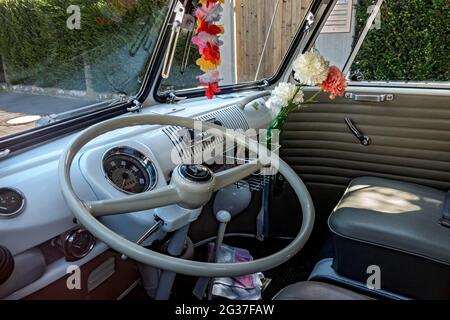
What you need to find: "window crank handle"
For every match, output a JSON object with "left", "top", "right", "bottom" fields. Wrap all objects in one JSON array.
[{"left": 345, "top": 117, "right": 372, "bottom": 146}]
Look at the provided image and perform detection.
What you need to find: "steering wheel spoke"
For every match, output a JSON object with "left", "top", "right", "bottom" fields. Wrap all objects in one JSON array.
[
  {"left": 84, "top": 185, "right": 180, "bottom": 217},
  {"left": 214, "top": 160, "right": 262, "bottom": 191}
]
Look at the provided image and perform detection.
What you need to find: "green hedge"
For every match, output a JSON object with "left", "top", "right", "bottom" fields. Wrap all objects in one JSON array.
[
  {"left": 352, "top": 0, "right": 449, "bottom": 82},
  {"left": 0, "top": 0, "right": 168, "bottom": 93}
]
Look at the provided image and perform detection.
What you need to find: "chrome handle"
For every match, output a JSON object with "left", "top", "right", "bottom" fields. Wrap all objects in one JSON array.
[
  {"left": 345, "top": 117, "right": 371, "bottom": 146},
  {"left": 345, "top": 93, "right": 394, "bottom": 102},
  {"left": 161, "top": 26, "right": 181, "bottom": 79},
  {"left": 180, "top": 14, "right": 196, "bottom": 74},
  {"left": 161, "top": 1, "right": 185, "bottom": 79}
]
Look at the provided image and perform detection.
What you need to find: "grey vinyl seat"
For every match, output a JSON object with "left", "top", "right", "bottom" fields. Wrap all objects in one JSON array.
[
  {"left": 326, "top": 176, "right": 450, "bottom": 299},
  {"left": 274, "top": 177, "right": 448, "bottom": 300},
  {"left": 273, "top": 281, "right": 371, "bottom": 300},
  {"left": 329, "top": 176, "right": 449, "bottom": 263}
]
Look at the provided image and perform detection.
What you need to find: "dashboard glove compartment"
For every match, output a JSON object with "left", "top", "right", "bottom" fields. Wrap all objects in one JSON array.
[{"left": 328, "top": 177, "right": 450, "bottom": 300}]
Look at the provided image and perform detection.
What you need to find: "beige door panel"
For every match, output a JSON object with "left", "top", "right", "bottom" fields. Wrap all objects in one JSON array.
[{"left": 280, "top": 89, "right": 450, "bottom": 190}]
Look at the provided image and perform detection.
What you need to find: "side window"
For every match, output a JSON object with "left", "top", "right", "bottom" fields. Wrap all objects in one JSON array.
[
  {"left": 159, "top": 0, "right": 313, "bottom": 93},
  {"left": 315, "top": 0, "right": 449, "bottom": 83}
]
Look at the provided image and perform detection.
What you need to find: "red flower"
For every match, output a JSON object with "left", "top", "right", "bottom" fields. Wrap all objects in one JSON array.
[
  {"left": 204, "top": 0, "right": 221, "bottom": 7},
  {"left": 202, "top": 81, "right": 221, "bottom": 99},
  {"left": 202, "top": 43, "right": 221, "bottom": 65},
  {"left": 197, "top": 19, "right": 223, "bottom": 35},
  {"left": 321, "top": 66, "right": 348, "bottom": 99}
]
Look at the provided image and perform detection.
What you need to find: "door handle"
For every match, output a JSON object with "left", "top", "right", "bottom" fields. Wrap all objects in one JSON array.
[
  {"left": 345, "top": 93, "right": 394, "bottom": 102},
  {"left": 345, "top": 117, "right": 372, "bottom": 146}
]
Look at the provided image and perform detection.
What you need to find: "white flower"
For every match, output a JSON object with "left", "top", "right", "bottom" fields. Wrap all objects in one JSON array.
[
  {"left": 292, "top": 50, "right": 330, "bottom": 86},
  {"left": 267, "top": 82, "right": 304, "bottom": 116}
]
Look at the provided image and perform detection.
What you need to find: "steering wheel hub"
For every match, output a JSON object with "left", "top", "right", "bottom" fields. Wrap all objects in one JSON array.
[{"left": 178, "top": 164, "right": 212, "bottom": 183}]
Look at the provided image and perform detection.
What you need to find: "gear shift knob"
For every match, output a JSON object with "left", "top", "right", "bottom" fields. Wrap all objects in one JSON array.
[{"left": 216, "top": 210, "right": 231, "bottom": 223}]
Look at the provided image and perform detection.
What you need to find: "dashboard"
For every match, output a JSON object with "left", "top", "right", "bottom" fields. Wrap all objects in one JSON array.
[{"left": 0, "top": 92, "right": 272, "bottom": 299}]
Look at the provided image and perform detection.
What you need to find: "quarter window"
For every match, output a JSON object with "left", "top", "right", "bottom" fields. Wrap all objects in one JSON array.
[{"left": 315, "top": 0, "right": 449, "bottom": 84}]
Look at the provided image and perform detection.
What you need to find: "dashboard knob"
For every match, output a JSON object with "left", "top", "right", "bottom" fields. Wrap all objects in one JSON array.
[{"left": 0, "top": 245, "right": 14, "bottom": 285}]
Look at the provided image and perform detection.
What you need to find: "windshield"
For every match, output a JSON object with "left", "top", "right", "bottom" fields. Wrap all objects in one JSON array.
[
  {"left": 0, "top": 0, "right": 170, "bottom": 139},
  {"left": 159, "top": 0, "right": 313, "bottom": 95}
]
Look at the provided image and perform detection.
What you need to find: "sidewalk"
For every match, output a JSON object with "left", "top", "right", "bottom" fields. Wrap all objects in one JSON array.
[
  {"left": 0, "top": 91, "right": 95, "bottom": 115},
  {"left": 0, "top": 91, "right": 96, "bottom": 138},
  {"left": 0, "top": 110, "right": 35, "bottom": 138}
]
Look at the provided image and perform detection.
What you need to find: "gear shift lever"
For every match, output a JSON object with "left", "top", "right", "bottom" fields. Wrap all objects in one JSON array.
[
  {"left": 206, "top": 210, "right": 232, "bottom": 300},
  {"left": 193, "top": 182, "right": 252, "bottom": 299},
  {"left": 212, "top": 210, "right": 232, "bottom": 262},
  {"left": 193, "top": 210, "right": 232, "bottom": 300}
]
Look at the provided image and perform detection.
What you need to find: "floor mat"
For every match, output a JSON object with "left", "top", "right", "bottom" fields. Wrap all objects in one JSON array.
[{"left": 172, "top": 236, "right": 322, "bottom": 300}]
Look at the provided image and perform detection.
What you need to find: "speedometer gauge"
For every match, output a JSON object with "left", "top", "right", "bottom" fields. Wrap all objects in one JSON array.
[{"left": 102, "top": 147, "right": 157, "bottom": 194}]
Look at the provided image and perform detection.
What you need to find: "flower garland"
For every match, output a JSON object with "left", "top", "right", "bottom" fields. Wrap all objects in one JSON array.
[
  {"left": 192, "top": 0, "right": 224, "bottom": 99},
  {"left": 266, "top": 50, "right": 348, "bottom": 147}
]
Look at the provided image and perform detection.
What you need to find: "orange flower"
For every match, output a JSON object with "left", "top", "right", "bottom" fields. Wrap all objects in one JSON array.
[
  {"left": 196, "top": 57, "right": 220, "bottom": 72},
  {"left": 321, "top": 66, "right": 348, "bottom": 99}
]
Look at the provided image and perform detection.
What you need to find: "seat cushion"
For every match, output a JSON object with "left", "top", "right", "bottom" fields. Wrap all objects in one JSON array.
[
  {"left": 329, "top": 176, "right": 449, "bottom": 264},
  {"left": 273, "top": 281, "right": 371, "bottom": 300}
]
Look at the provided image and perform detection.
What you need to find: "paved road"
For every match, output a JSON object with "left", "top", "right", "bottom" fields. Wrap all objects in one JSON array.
[{"left": 0, "top": 92, "right": 96, "bottom": 116}]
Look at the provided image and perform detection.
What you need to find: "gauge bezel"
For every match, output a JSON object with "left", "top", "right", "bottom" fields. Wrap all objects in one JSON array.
[
  {"left": 0, "top": 187, "right": 25, "bottom": 219},
  {"left": 102, "top": 146, "right": 158, "bottom": 194},
  {"left": 62, "top": 228, "right": 96, "bottom": 261}
]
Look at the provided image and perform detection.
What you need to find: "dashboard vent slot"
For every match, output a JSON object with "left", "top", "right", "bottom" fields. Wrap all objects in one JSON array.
[
  {"left": 162, "top": 105, "right": 249, "bottom": 159},
  {"left": 163, "top": 125, "right": 189, "bottom": 159},
  {"left": 195, "top": 105, "right": 249, "bottom": 130}
]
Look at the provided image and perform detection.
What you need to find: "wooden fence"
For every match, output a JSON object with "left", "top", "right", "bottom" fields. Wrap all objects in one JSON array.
[{"left": 235, "top": 0, "right": 312, "bottom": 83}]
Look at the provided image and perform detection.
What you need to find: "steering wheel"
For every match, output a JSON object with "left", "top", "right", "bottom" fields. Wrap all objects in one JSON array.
[{"left": 59, "top": 115, "right": 314, "bottom": 277}]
